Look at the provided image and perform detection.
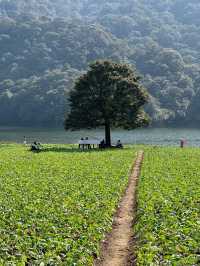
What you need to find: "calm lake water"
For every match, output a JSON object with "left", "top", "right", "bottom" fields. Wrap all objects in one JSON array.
[{"left": 1, "top": 127, "right": 200, "bottom": 146}]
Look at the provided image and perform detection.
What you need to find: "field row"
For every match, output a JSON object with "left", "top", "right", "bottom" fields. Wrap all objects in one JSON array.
[
  {"left": 0, "top": 144, "right": 135, "bottom": 265},
  {"left": 0, "top": 145, "right": 199, "bottom": 265},
  {"left": 135, "top": 147, "right": 200, "bottom": 265}
]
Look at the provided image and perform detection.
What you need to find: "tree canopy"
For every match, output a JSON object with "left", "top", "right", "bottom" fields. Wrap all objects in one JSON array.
[{"left": 65, "top": 60, "right": 149, "bottom": 146}]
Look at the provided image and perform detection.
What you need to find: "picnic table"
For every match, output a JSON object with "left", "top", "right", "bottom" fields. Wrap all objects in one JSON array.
[{"left": 78, "top": 139, "right": 101, "bottom": 149}]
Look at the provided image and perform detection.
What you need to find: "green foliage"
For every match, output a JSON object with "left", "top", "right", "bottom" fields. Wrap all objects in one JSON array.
[
  {"left": 0, "top": 1, "right": 200, "bottom": 126},
  {"left": 65, "top": 60, "right": 149, "bottom": 145},
  {"left": 135, "top": 147, "right": 200, "bottom": 265},
  {"left": 66, "top": 61, "right": 148, "bottom": 124},
  {"left": 0, "top": 144, "right": 135, "bottom": 264},
  {"left": 0, "top": 69, "right": 80, "bottom": 126}
]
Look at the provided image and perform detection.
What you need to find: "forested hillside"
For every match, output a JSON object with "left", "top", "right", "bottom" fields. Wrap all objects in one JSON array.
[{"left": 0, "top": 0, "right": 200, "bottom": 126}]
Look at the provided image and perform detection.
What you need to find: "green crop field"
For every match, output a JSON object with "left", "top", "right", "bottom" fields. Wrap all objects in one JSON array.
[
  {"left": 0, "top": 144, "right": 135, "bottom": 265},
  {"left": 1, "top": 144, "right": 200, "bottom": 265},
  {"left": 135, "top": 147, "right": 200, "bottom": 266}
]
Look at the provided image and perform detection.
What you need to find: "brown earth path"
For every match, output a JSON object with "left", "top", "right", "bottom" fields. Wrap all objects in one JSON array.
[{"left": 94, "top": 151, "right": 144, "bottom": 266}]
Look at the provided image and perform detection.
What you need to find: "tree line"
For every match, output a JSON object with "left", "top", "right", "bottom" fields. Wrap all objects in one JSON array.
[{"left": 0, "top": 0, "right": 200, "bottom": 127}]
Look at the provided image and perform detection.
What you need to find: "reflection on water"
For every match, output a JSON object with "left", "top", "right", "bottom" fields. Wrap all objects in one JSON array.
[{"left": 0, "top": 127, "right": 200, "bottom": 146}]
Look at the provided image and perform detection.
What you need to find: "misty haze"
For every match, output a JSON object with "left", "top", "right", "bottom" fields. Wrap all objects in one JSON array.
[
  {"left": 0, "top": 1, "right": 199, "bottom": 265},
  {"left": 0, "top": 0, "right": 200, "bottom": 130}
]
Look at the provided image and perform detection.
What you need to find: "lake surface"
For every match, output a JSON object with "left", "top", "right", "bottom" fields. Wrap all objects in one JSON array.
[{"left": 1, "top": 127, "right": 200, "bottom": 146}]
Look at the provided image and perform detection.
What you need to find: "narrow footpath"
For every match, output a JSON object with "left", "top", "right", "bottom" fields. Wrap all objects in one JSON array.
[{"left": 95, "top": 151, "right": 144, "bottom": 266}]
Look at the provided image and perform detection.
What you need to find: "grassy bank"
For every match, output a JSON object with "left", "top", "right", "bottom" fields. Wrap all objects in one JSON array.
[
  {"left": 135, "top": 147, "right": 200, "bottom": 265},
  {"left": 0, "top": 144, "right": 135, "bottom": 265}
]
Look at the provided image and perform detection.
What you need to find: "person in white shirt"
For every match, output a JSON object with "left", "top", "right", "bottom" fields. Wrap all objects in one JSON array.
[{"left": 23, "top": 136, "right": 27, "bottom": 145}]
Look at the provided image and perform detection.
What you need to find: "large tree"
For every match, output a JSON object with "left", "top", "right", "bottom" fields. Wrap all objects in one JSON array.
[{"left": 65, "top": 60, "right": 150, "bottom": 146}]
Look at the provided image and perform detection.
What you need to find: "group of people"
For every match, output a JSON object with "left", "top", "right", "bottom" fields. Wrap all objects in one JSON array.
[
  {"left": 24, "top": 135, "right": 188, "bottom": 151},
  {"left": 23, "top": 136, "right": 42, "bottom": 152},
  {"left": 78, "top": 137, "right": 123, "bottom": 149},
  {"left": 30, "top": 141, "right": 42, "bottom": 152},
  {"left": 25, "top": 135, "right": 124, "bottom": 151},
  {"left": 78, "top": 137, "right": 92, "bottom": 149},
  {"left": 99, "top": 139, "right": 123, "bottom": 149}
]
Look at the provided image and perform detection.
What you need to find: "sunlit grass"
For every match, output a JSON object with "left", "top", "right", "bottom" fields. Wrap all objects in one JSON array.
[
  {"left": 0, "top": 144, "right": 135, "bottom": 264},
  {"left": 135, "top": 147, "right": 200, "bottom": 265}
]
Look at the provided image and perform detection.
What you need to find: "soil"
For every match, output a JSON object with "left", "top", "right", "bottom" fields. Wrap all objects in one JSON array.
[{"left": 94, "top": 151, "right": 144, "bottom": 266}]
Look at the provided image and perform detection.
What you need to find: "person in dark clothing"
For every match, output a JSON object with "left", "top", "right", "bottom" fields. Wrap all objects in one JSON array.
[
  {"left": 79, "top": 138, "right": 84, "bottom": 149},
  {"left": 99, "top": 139, "right": 106, "bottom": 148},
  {"left": 85, "top": 137, "right": 91, "bottom": 149},
  {"left": 30, "top": 141, "right": 41, "bottom": 152},
  {"left": 116, "top": 139, "right": 123, "bottom": 148}
]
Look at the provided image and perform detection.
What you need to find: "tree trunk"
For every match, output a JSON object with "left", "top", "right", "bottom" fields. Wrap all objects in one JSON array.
[{"left": 105, "top": 121, "right": 111, "bottom": 147}]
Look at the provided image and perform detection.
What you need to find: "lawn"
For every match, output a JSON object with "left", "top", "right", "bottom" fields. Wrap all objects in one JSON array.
[
  {"left": 0, "top": 144, "right": 135, "bottom": 265},
  {"left": 135, "top": 147, "right": 200, "bottom": 265}
]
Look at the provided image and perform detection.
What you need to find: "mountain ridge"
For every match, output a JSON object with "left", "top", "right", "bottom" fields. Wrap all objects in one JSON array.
[{"left": 0, "top": 0, "right": 200, "bottom": 126}]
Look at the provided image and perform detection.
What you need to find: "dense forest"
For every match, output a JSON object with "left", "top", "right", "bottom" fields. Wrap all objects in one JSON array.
[{"left": 0, "top": 0, "right": 200, "bottom": 127}]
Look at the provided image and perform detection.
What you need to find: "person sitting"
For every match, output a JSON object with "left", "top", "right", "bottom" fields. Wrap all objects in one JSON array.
[
  {"left": 99, "top": 139, "right": 106, "bottom": 149},
  {"left": 79, "top": 138, "right": 84, "bottom": 149},
  {"left": 23, "top": 136, "right": 27, "bottom": 146},
  {"left": 85, "top": 137, "right": 91, "bottom": 149},
  {"left": 116, "top": 139, "right": 123, "bottom": 148},
  {"left": 30, "top": 141, "right": 42, "bottom": 152}
]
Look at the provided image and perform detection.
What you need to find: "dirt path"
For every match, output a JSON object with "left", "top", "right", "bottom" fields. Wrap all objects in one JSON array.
[{"left": 94, "top": 151, "right": 144, "bottom": 266}]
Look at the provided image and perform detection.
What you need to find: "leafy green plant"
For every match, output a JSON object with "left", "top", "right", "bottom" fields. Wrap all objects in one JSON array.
[
  {"left": 0, "top": 144, "right": 135, "bottom": 264},
  {"left": 135, "top": 147, "right": 200, "bottom": 265}
]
